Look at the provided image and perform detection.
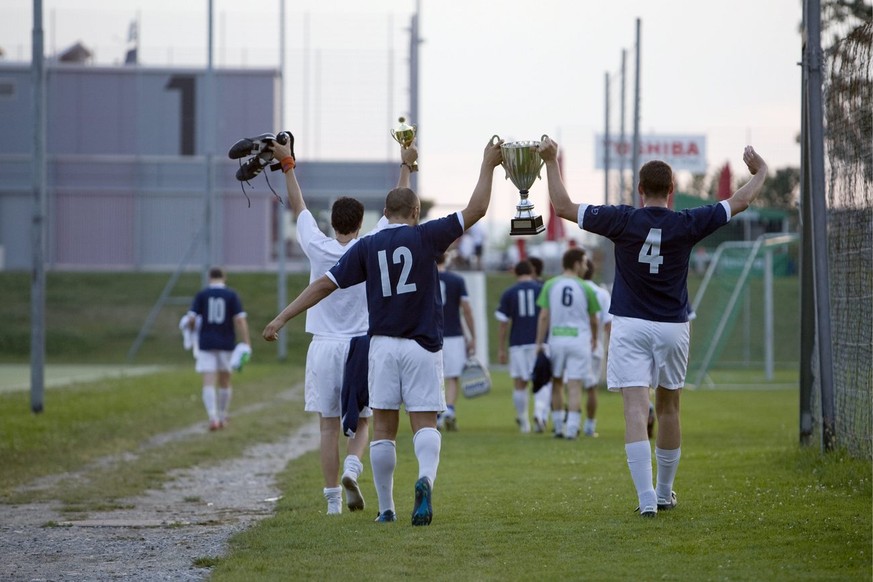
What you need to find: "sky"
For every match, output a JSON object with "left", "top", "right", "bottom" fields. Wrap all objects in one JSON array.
[{"left": 1, "top": 0, "right": 804, "bottom": 239}]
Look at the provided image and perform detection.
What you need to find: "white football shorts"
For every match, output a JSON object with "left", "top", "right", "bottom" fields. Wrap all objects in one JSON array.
[
  {"left": 305, "top": 336, "right": 373, "bottom": 419},
  {"left": 549, "top": 340, "right": 591, "bottom": 382},
  {"left": 606, "top": 316, "right": 690, "bottom": 391},
  {"left": 368, "top": 335, "right": 446, "bottom": 412},
  {"left": 195, "top": 349, "right": 233, "bottom": 373},
  {"left": 442, "top": 335, "right": 467, "bottom": 377},
  {"left": 508, "top": 344, "right": 537, "bottom": 381}
]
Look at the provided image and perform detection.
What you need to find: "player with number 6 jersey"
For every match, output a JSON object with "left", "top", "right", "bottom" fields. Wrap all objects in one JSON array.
[{"left": 539, "top": 136, "right": 768, "bottom": 518}]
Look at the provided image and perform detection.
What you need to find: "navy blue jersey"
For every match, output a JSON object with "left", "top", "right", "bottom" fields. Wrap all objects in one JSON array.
[
  {"left": 580, "top": 201, "right": 730, "bottom": 323},
  {"left": 189, "top": 285, "right": 244, "bottom": 351},
  {"left": 328, "top": 213, "right": 465, "bottom": 352},
  {"left": 495, "top": 280, "right": 542, "bottom": 346},
  {"left": 439, "top": 270, "right": 468, "bottom": 338}
]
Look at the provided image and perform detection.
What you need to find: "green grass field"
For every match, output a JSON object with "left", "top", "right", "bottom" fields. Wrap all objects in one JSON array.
[
  {"left": 1, "top": 364, "right": 868, "bottom": 580},
  {"left": 0, "top": 271, "right": 868, "bottom": 579}
]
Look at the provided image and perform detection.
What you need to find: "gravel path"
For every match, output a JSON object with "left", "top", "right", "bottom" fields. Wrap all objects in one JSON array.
[{"left": 0, "top": 406, "right": 319, "bottom": 581}]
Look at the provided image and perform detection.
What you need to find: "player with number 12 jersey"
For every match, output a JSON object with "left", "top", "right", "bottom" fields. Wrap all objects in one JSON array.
[{"left": 329, "top": 213, "right": 463, "bottom": 353}]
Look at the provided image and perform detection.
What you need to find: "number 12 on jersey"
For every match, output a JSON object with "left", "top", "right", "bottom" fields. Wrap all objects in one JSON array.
[{"left": 638, "top": 228, "right": 664, "bottom": 274}]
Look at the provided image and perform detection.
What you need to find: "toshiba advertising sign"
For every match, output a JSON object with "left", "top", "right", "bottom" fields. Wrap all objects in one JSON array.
[{"left": 594, "top": 134, "right": 707, "bottom": 173}]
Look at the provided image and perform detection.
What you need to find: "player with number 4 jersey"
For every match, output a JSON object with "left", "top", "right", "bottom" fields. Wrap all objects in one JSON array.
[{"left": 539, "top": 136, "right": 768, "bottom": 518}]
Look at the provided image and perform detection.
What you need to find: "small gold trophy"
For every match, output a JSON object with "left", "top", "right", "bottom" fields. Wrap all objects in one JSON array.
[
  {"left": 495, "top": 134, "right": 548, "bottom": 235},
  {"left": 390, "top": 117, "right": 418, "bottom": 172}
]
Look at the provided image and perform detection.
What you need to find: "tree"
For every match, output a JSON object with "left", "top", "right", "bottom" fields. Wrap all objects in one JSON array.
[
  {"left": 757, "top": 167, "right": 801, "bottom": 211},
  {"left": 821, "top": 0, "right": 872, "bottom": 50}
]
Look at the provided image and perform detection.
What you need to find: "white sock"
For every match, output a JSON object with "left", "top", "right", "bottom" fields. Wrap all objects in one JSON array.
[
  {"left": 565, "top": 411, "right": 582, "bottom": 436},
  {"left": 512, "top": 390, "right": 528, "bottom": 419},
  {"left": 343, "top": 454, "right": 364, "bottom": 480},
  {"left": 552, "top": 409, "right": 564, "bottom": 434},
  {"left": 323, "top": 486, "right": 342, "bottom": 515},
  {"left": 412, "top": 427, "right": 441, "bottom": 485},
  {"left": 217, "top": 387, "right": 232, "bottom": 420},
  {"left": 202, "top": 386, "right": 217, "bottom": 421},
  {"left": 534, "top": 387, "right": 551, "bottom": 421},
  {"left": 655, "top": 447, "right": 681, "bottom": 500},
  {"left": 370, "top": 440, "right": 396, "bottom": 513},
  {"left": 626, "top": 440, "right": 656, "bottom": 509}
]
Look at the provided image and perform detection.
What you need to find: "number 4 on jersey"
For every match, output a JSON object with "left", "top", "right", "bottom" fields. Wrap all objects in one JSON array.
[{"left": 638, "top": 228, "right": 664, "bottom": 274}]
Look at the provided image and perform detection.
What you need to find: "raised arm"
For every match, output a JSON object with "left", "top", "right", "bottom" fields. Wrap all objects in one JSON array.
[
  {"left": 460, "top": 137, "right": 504, "bottom": 229},
  {"left": 397, "top": 144, "right": 418, "bottom": 189},
  {"left": 539, "top": 137, "right": 580, "bottom": 222},
  {"left": 273, "top": 138, "right": 306, "bottom": 218},
  {"left": 262, "top": 275, "right": 338, "bottom": 341},
  {"left": 726, "top": 146, "right": 768, "bottom": 217}
]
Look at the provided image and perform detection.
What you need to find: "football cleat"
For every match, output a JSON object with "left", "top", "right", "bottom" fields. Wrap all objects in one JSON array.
[
  {"left": 235, "top": 153, "right": 273, "bottom": 182},
  {"left": 635, "top": 504, "right": 657, "bottom": 518},
  {"left": 227, "top": 132, "right": 276, "bottom": 160},
  {"left": 342, "top": 474, "right": 365, "bottom": 512},
  {"left": 517, "top": 417, "right": 531, "bottom": 433},
  {"left": 657, "top": 491, "right": 678, "bottom": 511},
  {"left": 275, "top": 130, "right": 295, "bottom": 160},
  {"left": 374, "top": 509, "right": 397, "bottom": 523},
  {"left": 533, "top": 417, "right": 547, "bottom": 433},
  {"left": 411, "top": 477, "right": 433, "bottom": 526}
]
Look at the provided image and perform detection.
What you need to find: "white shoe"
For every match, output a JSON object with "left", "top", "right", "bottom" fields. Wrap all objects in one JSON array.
[
  {"left": 342, "top": 473, "right": 365, "bottom": 512},
  {"left": 326, "top": 497, "right": 342, "bottom": 515},
  {"left": 533, "top": 417, "right": 547, "bottom": 433},
  {"left": 517, "top": 417, "right": 531, "bottom": 433},
  {"left": 324, "top": 487, "right": 342, "bottom": 515}
]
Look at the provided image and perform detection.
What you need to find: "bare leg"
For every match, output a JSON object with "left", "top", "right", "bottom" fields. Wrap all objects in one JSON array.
[{"left": 319, "top": 416, "right": 341, "bottom": 488}]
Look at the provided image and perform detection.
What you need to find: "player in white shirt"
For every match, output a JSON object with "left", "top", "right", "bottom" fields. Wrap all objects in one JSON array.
[
  {"left": 271, "top": 135, "right": 390, "bottom": 515},
  {"left": 581, "top": 258, "right": 612, "bottom": 438},
  {"left": 535, "top": 248, "right": 600, "bottom": 439},
  {"left": 263, "top": 138, "right": 504, "bottom": 525}
]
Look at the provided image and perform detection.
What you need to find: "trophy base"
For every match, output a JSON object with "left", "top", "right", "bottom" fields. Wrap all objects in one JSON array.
[{"left": 510, "top": 215, "right": 545, "bottom": 236}]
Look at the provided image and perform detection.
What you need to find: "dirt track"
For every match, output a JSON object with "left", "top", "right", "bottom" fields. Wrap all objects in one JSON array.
[{"left": 0, "top": 411, "right": 319, "bottom": 581}]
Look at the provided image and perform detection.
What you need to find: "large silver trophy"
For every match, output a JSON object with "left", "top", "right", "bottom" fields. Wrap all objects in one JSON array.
[{"left": 495, "top": 134, "right": 548, "bottom": 236}]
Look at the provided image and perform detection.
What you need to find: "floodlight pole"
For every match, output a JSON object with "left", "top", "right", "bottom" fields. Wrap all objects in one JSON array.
[
  {"left": 631, "top": 18, "right": 641, "bottom": 208},
  {"left": 604, "top": 71, "right": 610, "bottom": 205},
  {"left": 619, "top": 49, "right": 627, "bottom": 204},
  {"left": 409, "top": 1, "right": 422, "bottom": 193},
  {"left": 203, "top": 0, "right": 216, "bottom": 287},
  {"left": 802, "top": 0, "right": 836, "bottom": 451},
  {"left": 31, "top": 0, "right": 46, "bottom": 414},
  {"left": 276, "top": 0, "right": 288, "bottom": 360}
]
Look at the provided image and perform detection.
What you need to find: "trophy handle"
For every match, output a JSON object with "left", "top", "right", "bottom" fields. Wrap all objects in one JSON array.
[
  {"left": 491, "top": 134, "right": 501, "bottom": 146},
  {"left": 390, "top": 129, "right": 397, "bottom": 140},
  {"left": 536, "top": 134, "right": 550, "bottom": 178}
]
